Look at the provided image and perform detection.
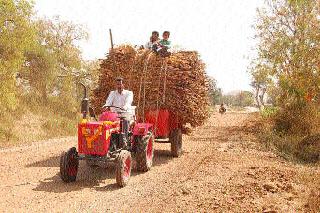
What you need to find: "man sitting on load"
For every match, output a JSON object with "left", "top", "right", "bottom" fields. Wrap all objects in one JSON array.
[{"left": 102, "top": 77, "right": 134, "bottom": 134}]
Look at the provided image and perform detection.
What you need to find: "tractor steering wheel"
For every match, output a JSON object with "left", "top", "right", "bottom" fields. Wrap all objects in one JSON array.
[{"left": 102, "top": 105, "right": 126, "bottom": 112}]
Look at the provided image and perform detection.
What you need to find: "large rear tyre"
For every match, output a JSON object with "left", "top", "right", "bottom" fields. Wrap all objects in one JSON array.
[
  {"left": 115, "top": 150, "right": 132, "bottom": 187},
  {"left": 135, "top": 132, "right": 154, "bottom": 172},
  {"left": 60, "top": 147, "right": 79, "bottom": 182},
  {"left": 170, "top": 128, "right": 182, "bottom": 157}
]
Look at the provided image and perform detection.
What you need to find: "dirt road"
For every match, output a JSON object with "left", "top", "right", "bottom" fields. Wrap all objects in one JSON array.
[{"left": 0, "top": 112, "right": 318, "bottom": 212}]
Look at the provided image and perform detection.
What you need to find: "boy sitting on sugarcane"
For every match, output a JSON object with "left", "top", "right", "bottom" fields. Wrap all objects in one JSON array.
[
  {"left": 154, "top": 31, "right": 171, "bottom": 57},
  {"left": 159, "top": 31, "right": 171, "bottom": 48}
]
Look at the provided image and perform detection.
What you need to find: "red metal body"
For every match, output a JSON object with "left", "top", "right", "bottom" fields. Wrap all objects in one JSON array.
[
  {"left": 77, "top": 109, "right": 179, "bottom": 156},
  {"left": 78, "top": 121, "right": 119, "bottom": 156},
  {"left": 99, "top": 111, "right": 119, "bottom": 122},
  {"left": 78, "top": 111, "right": 154, "bottom": 156},
  {"left": 132, "top": 123, "right": 154, "bottom": 136},
  {"left": 145, "top": 109, "right": 180, "bottom": 138}
]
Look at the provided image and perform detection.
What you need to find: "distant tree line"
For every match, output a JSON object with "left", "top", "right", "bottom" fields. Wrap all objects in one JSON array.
[
  {"left": 207, "top": 76, "right": 222, "bottom": 105},
  {"left": 207, "top": 76, "right": 254, "bottom": 107},
  {"left": 221, "top": 91, "right": 254, "bottom": 107}
]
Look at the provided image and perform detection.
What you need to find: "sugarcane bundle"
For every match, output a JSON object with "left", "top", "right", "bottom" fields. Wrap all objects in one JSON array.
[{"left": 92, "top": 45, "right": 210, "bottom": 128}]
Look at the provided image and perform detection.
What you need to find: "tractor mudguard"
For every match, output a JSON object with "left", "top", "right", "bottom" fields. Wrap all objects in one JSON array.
[{"left": 133, "top": 123, "right": 153, "bottom": 136}]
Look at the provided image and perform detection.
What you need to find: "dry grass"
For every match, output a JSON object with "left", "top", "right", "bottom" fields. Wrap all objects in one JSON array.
[
  {"left": 273, "top": 103, "right": 320, "bottom": 136},
  {"left": 0, "top": 96, "right": 79, "bottom": 148},
  {"left": 255, "top": 104, "right": 320, "bottom": 163},
  {"left": 258, "top": 127, "right": 320, "bottom": 163}
]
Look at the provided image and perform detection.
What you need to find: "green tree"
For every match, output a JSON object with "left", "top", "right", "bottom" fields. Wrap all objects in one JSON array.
[
  {"left": 22, "top": 16, "right": 88, "bottom": 105},
  {"left": 207, "top": 76, "right": 222, "bottom": 105},
  {"left": 252, "top": 0, "right": 320, "bottom": 135},
  {"left": 0, "top": 0, "right": 36, "bottom": 112},
  {"left": 250, "top": 62, "right": 271, "bottom": 108},
  {"left": 24, "top": 44, "right": 57, "bottom": 103},
  {"left": 252, "top": 0, "right": 320, "bottom": 107}
]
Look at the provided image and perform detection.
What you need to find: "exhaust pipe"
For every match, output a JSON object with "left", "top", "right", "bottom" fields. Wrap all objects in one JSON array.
[{"left": 80, "top": 83, "right": 89, "bottom": 119}]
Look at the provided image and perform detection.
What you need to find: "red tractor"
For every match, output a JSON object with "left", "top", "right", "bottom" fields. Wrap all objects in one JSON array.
[
  {"left": 60, "top": 84, "right": 182, "bottom": 187},
  {"left": 60, "top": 84, "right": 154, "bottom": 187}
]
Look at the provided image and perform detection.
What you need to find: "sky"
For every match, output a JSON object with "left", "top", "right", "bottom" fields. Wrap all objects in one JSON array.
[{"left": 34, "top": 0, "right": 265, "bottom": 93}]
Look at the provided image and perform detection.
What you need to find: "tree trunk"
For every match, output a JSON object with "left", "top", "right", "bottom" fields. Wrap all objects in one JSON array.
[
  {"left": 255, "top": 86, "right": 261, "bottom": 109},
  {"left": 259, "top": 87, "right": 266, "bottom": 107}
]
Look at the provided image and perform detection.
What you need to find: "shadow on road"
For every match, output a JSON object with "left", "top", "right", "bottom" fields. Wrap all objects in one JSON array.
[
  {"left": 28, "top": 125, "right": 249, "bottom": 194},
  {"left": 153, "top": 149, "right": 173, "bottom": 167},
  {"left": 30, "top": 148, "right": 174, "bottom": 193},
  {"left": 26, "top": 156, "right": 60, "bottom": 167},
  {"left": 32, "top": 163, "right": 125, "bottom": 193}
]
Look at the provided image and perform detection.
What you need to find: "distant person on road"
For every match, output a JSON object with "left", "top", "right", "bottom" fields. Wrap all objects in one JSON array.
[
  {"left": 219, "top": 103, "right": 226, "bottom": 114},
  {"left": 145, "top": 31, "right": 160, "bottom": 49}
]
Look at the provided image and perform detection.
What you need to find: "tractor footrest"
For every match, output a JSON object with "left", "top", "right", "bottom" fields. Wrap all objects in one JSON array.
[{"left": 154, "top": 138, "right": 170, "bottom": 143}]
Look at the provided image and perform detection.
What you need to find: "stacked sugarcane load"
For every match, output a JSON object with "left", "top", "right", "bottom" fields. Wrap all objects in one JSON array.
[{"left": 92, "top": 45, "right": 210, "bottom": 128}]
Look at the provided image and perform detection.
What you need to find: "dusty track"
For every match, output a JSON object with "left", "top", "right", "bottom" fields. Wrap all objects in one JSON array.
[{"left": 0, "top": 112, "right": 318, "bottom": 212}]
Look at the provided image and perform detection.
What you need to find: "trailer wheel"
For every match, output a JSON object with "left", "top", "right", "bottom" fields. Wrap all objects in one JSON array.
[
  {"left": 136, "top": 132, "right": 154, "bottom": 172},
  {"left": 115, "top": 150, "right": 132, "bottom": 187},
  {"left": 60, "top": 147, "right": 79, "bottom": 182},
  {"left": 170, "top": 128, "right": 182, "bottom": 157}
]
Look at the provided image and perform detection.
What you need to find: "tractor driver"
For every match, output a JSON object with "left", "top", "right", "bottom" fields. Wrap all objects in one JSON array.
[{"left": 103, "top": 77, "right": 133, "bottom": 135}]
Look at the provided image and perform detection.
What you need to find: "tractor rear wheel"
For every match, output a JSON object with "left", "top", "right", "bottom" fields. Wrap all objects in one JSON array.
[
  {"left": 115, "top": 150, "right": 132, "bottom": 187},
  {"left": 60, "top": 147, "right": 79, "bottom": 182},
  {"left": 135, "top": 132, "right": 154, "bottom": 172},
  {"left": 170, "top": 128, "right": 182, "bottom": 157}
]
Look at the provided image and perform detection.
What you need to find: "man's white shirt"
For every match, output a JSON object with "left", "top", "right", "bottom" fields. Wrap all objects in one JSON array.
[{"left": 104, "top": 90, "right": 133, "bottom": 112}]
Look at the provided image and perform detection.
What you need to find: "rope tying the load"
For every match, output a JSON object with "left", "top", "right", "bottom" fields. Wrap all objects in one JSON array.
[
  {"left": 153, "top": 58, "right": 168, "bottom": 135},
  {"left": 137, "top": 51, "right": 152, "bottom": 122}
]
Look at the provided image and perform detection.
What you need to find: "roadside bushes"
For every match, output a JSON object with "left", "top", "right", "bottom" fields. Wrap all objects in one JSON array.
[
  {"left": 258, "top": 103, "right": 320, "bottom": 163},
  {"left": 260, "top": 106, "right": 278, "bottom": 119},
  {"left": 296, "top": 134, "right": 320, "bottom": 163},
  {"left": 273, "top": 103, "right": 320, "bottom": 136}
]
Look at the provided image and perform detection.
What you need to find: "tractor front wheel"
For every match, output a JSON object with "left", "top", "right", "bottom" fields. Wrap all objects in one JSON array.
[
  {"left": 135, "top": 132, "right": 154, "bottom": 172},
  {"left": 115, "top": 150, "right": 132, "bottom": 187},
  {"left": 170, "top": 128, "right": 182, "bottom": 157},
  {"left": 60, "top": 147, "right": 79, "bottom": 182}
]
